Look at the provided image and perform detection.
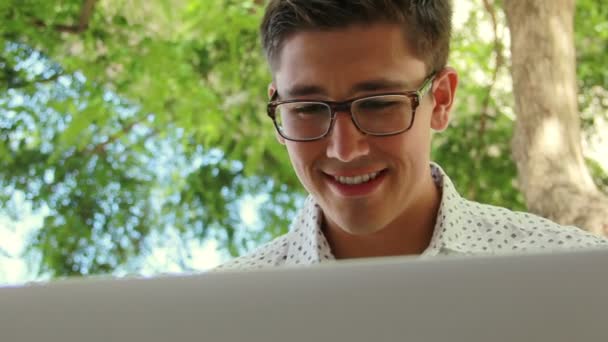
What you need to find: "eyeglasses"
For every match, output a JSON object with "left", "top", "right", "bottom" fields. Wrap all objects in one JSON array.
[{"left": 267, "top": 74, "right": 435, "bottom": 142}]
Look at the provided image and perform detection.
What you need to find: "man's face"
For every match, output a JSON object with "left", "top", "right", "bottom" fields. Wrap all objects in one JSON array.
[{"left": 272, "top": 23, "right": 452, "bottom": 236}]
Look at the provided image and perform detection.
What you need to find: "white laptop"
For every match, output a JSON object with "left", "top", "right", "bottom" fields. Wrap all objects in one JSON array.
[{"left": 1, "top": 248, "right": 607, "bottom": 342}]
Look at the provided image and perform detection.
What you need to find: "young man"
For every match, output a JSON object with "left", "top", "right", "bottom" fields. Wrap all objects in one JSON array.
[{"left": 218, "top": 0, "right": 607, "bottom": 270}]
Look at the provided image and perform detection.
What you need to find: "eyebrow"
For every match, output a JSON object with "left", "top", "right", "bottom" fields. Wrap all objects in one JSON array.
[{"left": 282, "top": 78, "right": 412, "bottom": 99}]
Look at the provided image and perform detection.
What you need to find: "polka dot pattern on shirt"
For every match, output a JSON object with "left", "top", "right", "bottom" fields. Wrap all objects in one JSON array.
[{"left": 216, "top": 163, "right": 608, "bottom": 270}]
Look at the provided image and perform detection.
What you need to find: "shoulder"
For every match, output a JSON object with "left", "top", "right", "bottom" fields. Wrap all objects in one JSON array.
[
  {"left": 213, "top": 234, "right": 291, "bottom": 271},
  {"left": 214, "top": 195, "right": 325, "bottom": 271},
  {"left": 451, "top": 199, "right": 608, "bottom": 254},
  {"left": 432, "top": 163, "right": 607, "bottom": 254}
]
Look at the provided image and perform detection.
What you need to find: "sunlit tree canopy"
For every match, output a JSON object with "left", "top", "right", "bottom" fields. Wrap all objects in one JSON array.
[{"left": 1, "top": 0, "right": 606, "bottom": 279}]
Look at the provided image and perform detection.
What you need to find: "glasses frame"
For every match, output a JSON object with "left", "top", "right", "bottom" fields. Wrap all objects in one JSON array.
[{"left": 267, "top": 73, "right": 436, "bottom": 142}]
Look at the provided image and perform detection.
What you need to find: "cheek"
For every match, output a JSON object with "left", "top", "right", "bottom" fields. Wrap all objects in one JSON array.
[
  {"left": 285, "top": 143, "right": 326, "bottom": 196},
  {"left": 406, "top": 113, "right": 433, "bottom": 151},
  {"left": 286, "top": 142, "right": 323, "bottom": 175},
  {"left": 376, "top": 132, "right": 430, "bottom": 166}
]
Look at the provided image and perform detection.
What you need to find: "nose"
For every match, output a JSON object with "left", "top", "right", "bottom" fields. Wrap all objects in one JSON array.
[{"left": 326, "top": 111, "right": 370, "bottom": 162}]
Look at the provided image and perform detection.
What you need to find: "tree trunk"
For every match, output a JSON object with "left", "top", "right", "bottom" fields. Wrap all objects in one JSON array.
[{"left": 504, "top": 0, "right": 608, "bottom": 236}]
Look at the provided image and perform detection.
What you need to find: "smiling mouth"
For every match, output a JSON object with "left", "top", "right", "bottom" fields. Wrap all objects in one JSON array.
[
  {"left": 325, "top": 169, "right": 388, "bottom": 185},
  {"left": 323, "top": 169, "right": 388, "bottom": 197},
  {"left": 332, "top": 171, "right": 380, "bottom": 185}
]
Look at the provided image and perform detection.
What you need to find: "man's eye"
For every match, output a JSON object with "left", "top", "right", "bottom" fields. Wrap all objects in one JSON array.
[
  {"left": 359, "top": 99, "right": 398, "bottom": 110},
  {"left": 294, "top": 104, "right": 327, "bottom": 115}
]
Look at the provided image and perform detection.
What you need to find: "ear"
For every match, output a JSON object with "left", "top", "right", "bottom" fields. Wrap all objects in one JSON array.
[
  {"left": 268, "top": 83, "right": 276, "bottom": 99},
  {"left": 429, "top": 67, "right": 458, "bottom": 132},
  {"left": 268, "top": 83, "right": 286, "bottom": 145}
]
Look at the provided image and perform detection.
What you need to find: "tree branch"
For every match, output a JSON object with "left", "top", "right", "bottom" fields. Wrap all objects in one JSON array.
[
  {"left": 6, "top": 72, "right": 64, "bottom": 90},
  {"left": 88, "top": 115, "right": 149, "bottom": 155},
  {"left": 479, "top": 0, "right": 502, "bottom": 139},
  {"left": 33, "top": 0, "right": 98, "bottom": 34},
  {"left": 469, "top": 0, "right": 506, "bottom": 200}
]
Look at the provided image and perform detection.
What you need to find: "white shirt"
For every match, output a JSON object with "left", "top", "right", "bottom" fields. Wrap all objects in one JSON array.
[{"left": 217, "top": 163, "right": 608, "bottom": 270}]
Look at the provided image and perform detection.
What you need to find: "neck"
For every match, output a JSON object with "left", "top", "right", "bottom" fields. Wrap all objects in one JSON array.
[{"left": 323, "top": 174, "right": 441, "bottom": 259}]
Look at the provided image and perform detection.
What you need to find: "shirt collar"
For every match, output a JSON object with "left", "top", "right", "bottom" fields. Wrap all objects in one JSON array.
[
  {"left": 284, "top": 196, "right": 333, "bottom": 265},
  {"left": 421, "top": 163, "right": 465, "bottom": 256}
]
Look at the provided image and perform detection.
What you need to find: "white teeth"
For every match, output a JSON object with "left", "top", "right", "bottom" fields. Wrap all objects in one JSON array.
[{"left": 333, "top": 171, "right": 380, "bottom": 185}]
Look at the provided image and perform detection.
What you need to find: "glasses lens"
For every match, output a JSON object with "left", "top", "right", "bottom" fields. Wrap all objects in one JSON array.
[
  {"left": 275, "top": 102, "right": 332, "bottom": 140},
  {"left": 352, "top": 95, "right": 413, "bottom": 134}
]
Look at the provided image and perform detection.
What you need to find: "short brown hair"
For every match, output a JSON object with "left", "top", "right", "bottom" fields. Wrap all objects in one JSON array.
[{"left": 261, "top": 0, "right": 453, "bottom": 73}]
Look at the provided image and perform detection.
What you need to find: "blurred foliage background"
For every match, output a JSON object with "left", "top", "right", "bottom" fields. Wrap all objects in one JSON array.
[{"left": 0, "top": 0, "right": 607, "bottom": 280}]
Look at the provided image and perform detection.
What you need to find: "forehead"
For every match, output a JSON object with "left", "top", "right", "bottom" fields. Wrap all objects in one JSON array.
[{"left": 273, "top": 23, "right": 427, "bottom": 98}]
